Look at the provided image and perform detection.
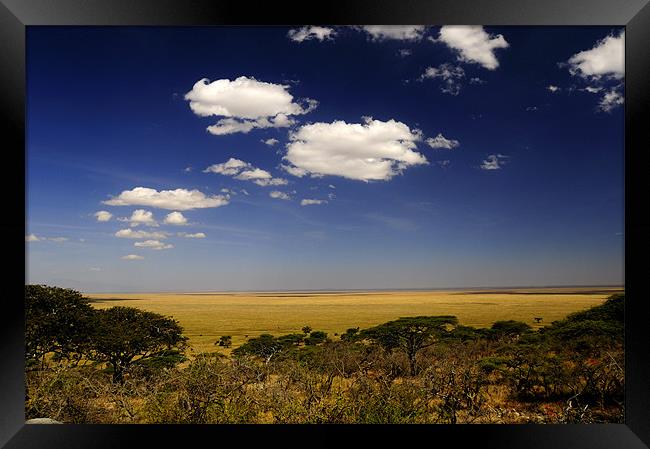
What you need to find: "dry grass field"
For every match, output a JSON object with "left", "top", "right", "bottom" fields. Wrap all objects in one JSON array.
[{"left": 88, "top": 287, "right": 623, "bottom": 354}]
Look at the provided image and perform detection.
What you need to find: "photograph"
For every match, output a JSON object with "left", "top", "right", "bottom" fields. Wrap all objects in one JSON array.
[{"left": 25, "top": 25, "right": 625, "bottom": 425}]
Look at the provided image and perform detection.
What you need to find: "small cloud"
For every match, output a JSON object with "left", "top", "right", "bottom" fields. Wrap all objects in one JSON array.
[
  {"left": 419, "top": 63, "right": 465, "bottom": 95},
  {"left": 469, "top": 77, "right": 486, "bottom": 85},
  {"left": 597, "top": 88, "right": 624, "bottom": 112},
  {"left": 104, "top": 187, "right": 229, "bottom": 211},
  {"left": 89, "top": 267, "right": 101, "bottom": 272},
  {"left": 436, "top": 26, "right": 509, "bottom": 70},
  {"left": 398, "top": 49, "right": 412, "bottom": 57},
  {"left": 114, "top": 229, "right": 168, "bottom": 239},
  {"left": 525, "top": 106, "right": 538, "bottom": 111},
  {"left": 426, "top": 133, "right": 460, "bottom": 149},
  {"left": 163, "top": 211, "right": 188, "bottom": 225},
  {"left": 328, "top": 184, "right": 336, "bottom": 189},
  {"left": 360, "top": 26, "right": 427, "bottom": 41},
  {"left": 184, "top": 166, "right": 192, "bottom": 173},
  {"left": 134, "top": 240, "right": 174, "bottom": 250},
  {"left": 118, "top": 209, "right": 157, "bottom": 227},
  {"left": 327, "top": 192, "right": 336, "bottom": 200},
  {"left": 262, "top": 138, "right": 279, "bottom": 146},
  {"left": 240, "top": 189, "right": 250, "bottom": 196},
  {"left": 567, "top": 30, "right": 624, "bottom": 80},
  {"left": 547, "top": 85, "right": 560, "bottom": 93},
  {"left": 480, "top": 154, "right": 508, "bottom": 170},
  {"left": 94, "top": 210, "right": 113, "bottom": 222},
  {"left": 121, "top": 254, "right": 144, "bottom": 260},
  {"left": 269, "top": 191, "right": 291, "bottom": 200},
  {"left": 437, "top": 160, "right": 451, "bottom": 168},
  {"left": 301, "top": 199, "right": 327, "bottom": 206},
  {"left": 48, "top": 237, "right": 69, "bottom": 242},
  {"left": 179, "top": 232, "right": 206, "bottom": 239},
  {"left": 25, "top": 234, "right": 40, "bottom": 242},
  {"left": 288, "top": 26, "right": 336, "bottom": 42}
]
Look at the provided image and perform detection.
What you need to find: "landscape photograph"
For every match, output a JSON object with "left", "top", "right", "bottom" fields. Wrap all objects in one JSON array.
[{"left": 25, "top": 25, "right": 624, "bottom": 424}]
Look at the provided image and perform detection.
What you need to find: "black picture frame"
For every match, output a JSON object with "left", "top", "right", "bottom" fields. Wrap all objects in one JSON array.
[{"left": 3, "top": 0, "right": 650, "bottom": 447}]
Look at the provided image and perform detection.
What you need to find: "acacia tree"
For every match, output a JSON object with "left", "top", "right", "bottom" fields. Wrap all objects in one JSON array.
[
  {"left": 360, "top": 316, "right": 458, "bottom": 375},
  {"left": 90, "top": 306, "right": 187, "bottom": 383},
  {"left": 25, "top": 285, "right": 95, "bottom": 368}
]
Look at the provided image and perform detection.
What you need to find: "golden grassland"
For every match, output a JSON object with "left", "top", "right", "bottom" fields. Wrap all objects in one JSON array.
[{"left": 88, "top": 287, "right": 623, "bottom": 354}]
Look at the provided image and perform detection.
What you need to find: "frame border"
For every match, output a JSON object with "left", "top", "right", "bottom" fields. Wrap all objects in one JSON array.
[{"left": 3, "top": 1, "right": 650, "bottom": 447}]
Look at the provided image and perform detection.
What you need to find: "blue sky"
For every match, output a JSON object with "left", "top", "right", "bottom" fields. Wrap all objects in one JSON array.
[{"left": 26, "top": 26, "right": 624, "bottom": 292}]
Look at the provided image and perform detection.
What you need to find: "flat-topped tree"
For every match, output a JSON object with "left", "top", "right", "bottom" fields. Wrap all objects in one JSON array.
[
  {"left": 90, "top": 306, "right": 187, "bottom": 383},
  {"left": 25, "top": 285, "right": 95, "bottom": 368},
  {"left": 360, "top": 315, "right": 458, "bottom": 375}
]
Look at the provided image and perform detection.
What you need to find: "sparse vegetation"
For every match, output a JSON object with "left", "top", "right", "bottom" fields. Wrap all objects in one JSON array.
[{"left": 25, "top": 285, "right": 624, "bottom": 424}]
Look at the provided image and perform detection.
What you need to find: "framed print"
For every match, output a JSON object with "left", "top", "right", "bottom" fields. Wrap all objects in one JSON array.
[{"left": 3, "top": 0, "right": 650, "bottom": 447}]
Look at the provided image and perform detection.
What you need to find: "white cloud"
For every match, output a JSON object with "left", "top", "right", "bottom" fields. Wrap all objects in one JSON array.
[
  {"left": 598, "top": 88, "right": 624, "bottom": 112},
  {"left": 262, "top": 138, "right": 279, "bottom": 146},
  {"left": 328, "top": 184, "right": 335, "bottom": 189},
  {"left": 240, "top": 189, "right": 250, "bottom": 196},
  {"left": 436, "top": 26, "right": 509, "bottom": 70},
  {"left": 121, "top": 254, "right": 144, "bottom": 260},
  {"left": 94, "top": 210, "right": 113, "bottom": 222},
  {"left": 204, "top": 158, "right": 250, "bottom": 176},
  {"left": 288, "top": 26, "right": 336, "bottom": 42},
  {"left": 185, "top": 76, "right": 317, "bottom": 135},
  {"left": 567, "top": 31, "right": 624, "bottom": 79},
  {"left": 283, "top": 117, "right": 427, "bottom": 182},
  {"left": 205, "top": 158, "right": 287, "bottom": 187},
  {"left": 114, "top": 229, "right": 169, "bottom": 239},
  {"left": 26, "top": 234, "right": 68, "bottom": 242},
  {"left": 179, "top": 232, "right": 206, "bottom": 239},
  {"left": 163, "top": 211, "right": 188, "bottom": 225},
  {"left": 398, "top": 49, "right": 412, "bottom": 57},
  {"left": 361, "top": 26, "right": 426, "bottom": 41},
  {"left": 480, "top": 154, "right": 508, "bottom": 170},
  {"left": 419, "top": 63, "right": 465, "bottom": 95},
  {"left": 104, "top": 187, "right": 229, "bottom": 211},
  {"left": 134, "top": 240, "right": 173, "bottom": 250},
  {"left": 270, "top": 191, "right": 291, "bottom": 200},
  {"left": 547, "top": 85, "right": 560, "bottom": 93},
  {"left": 301, "top": 199, "right": 328, "bottom": 206},
  {"left": 426, "top": 133, "right": 460, "bottom": 149},
  {"left": 119, "top": 209, "right": 157, "bottom": 227}
]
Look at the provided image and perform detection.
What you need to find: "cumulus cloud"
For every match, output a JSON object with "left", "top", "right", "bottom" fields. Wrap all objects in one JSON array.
[
  {"left": 185, "top": 77, "right": 317, "bottom": 135},
  {"left": 134, "top": 240, "right": 173, "bottom": 250},
  {"left": 270, "top": 191, "right": 291, "bottom": 200},
  {"left": 114, "top": 229, "right": 169, "bottom": 239},
  {"left": 567, "top": 31, "right": 624, "bottom": 79},
  {"left": 121, "top": 254, "right": 144, "bottom": 260},
  {"left": 94, "top": 210, "right": 113, "bottom": 222},
  {"left": 179, "top": 232, "right": 206, "bottom": 238},
  {"left": 25, "top": 234, "right": 40, "bottom": 242},
  {"left": 262, "top": 138, "right": 279, "bottom": 146},
  {"left": 301, "top": 199, "right": 327, "bottom": 206},
  {"left": 288, "top": 26, "right": 336, "bottom": 42},
  {"left": 204, "top": 158, "right": 287, "bottom": 186},
  {"left": 436, "top": 26, "right": 509, "bottom": 70},
  {"left": 163, "top": 211, "right": 188, "bottom": 225},
  {"left": 119, "top": 209, "right": 157, "bottom": 227},
  {"left": 480, "top": 154, "right": 508, "bottom": 170},
  {"left": 419, "top": 63, "right": 465, "bottom": 95},
  {"left": 426, "top": 133, "right": 460, "bottom": 149},
  {"left": 361, "top": 26, "right": 426, "bottom": 41},
  {"left": 104, "top": 187, "right": 229, "bottom": 211},
  {"left": 283, "top": 117, "right": 427, "bottom": 182}
]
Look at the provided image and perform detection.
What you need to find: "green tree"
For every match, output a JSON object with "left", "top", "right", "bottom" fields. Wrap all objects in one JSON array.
[
  {"left": 232, "top": 334, "right": 283, "bottom": 364},
  {"left": 25, "top": 285, "right": 95, "bottom": 367},
  {"left": 305, "top": 330, "right": 328, "bottom": 346},
  {"left": 302, "top": 326, "right": 312, "bottom": 335},
  {"left": 360, "top": 316, "right": 458, "bottom": 375},
  {"left": 217, "top": 335, "right": 232, "bottom": 348},
  {"left": 89, "top": 306, "right": 187, "bottom": 383}
]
